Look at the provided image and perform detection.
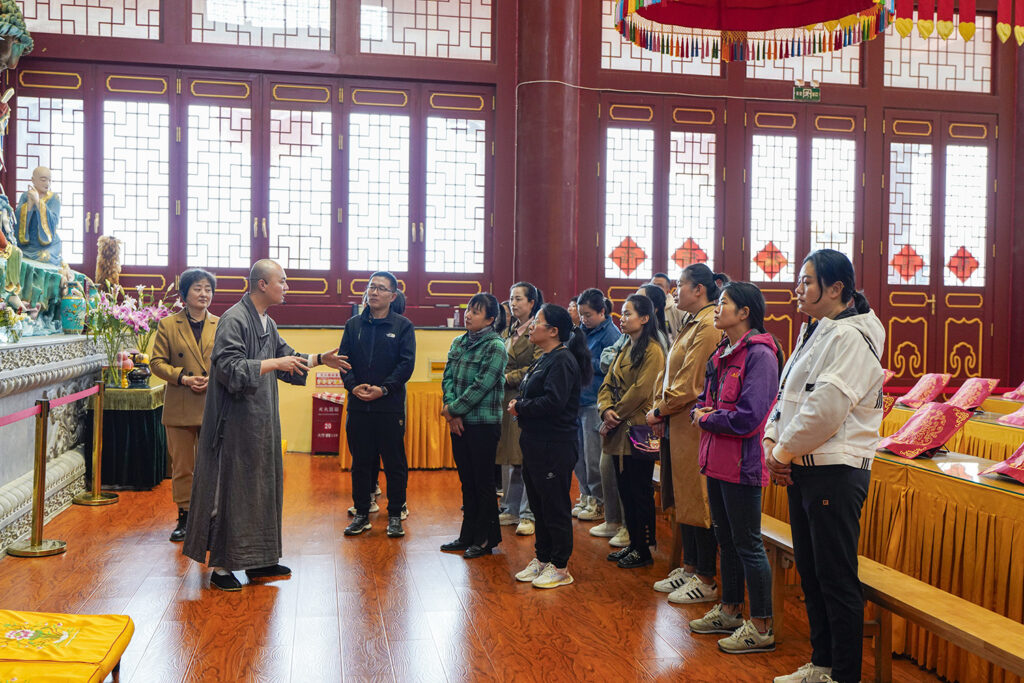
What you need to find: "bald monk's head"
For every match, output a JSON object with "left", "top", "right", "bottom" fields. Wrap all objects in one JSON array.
[
  {"left": 248, "top": 259, "right": 288, "bottom": 308},
  {"left": 31, "top": 167, "right": 51, "bottom": 195}
]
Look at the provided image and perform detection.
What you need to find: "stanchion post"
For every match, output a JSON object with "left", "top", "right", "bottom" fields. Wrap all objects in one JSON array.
[
  {"left": 74, "top": 381, "right": 117, "bottom": 506},
  {"left": 7, "top": 399, "right": 67, "bottom": 557}
]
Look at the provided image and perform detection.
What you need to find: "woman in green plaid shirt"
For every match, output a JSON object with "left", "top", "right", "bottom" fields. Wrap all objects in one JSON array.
[{"left": 439, "top": 293, "right": 509, "bottom": 558}]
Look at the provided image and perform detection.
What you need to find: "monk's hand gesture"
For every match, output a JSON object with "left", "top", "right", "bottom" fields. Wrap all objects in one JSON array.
[
  {"left": 320, "top": 347, "right": 351, "bottom": 374},
  {"left": 27, "top": 186, "right": 38, "bottom": 206},
  {"left": 276, "top": 354, "right": 309, "bottom": 375}
]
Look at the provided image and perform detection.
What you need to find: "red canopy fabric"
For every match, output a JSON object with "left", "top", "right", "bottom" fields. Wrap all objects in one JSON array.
[{"left": 636, "top": 0, "right": 878, "bottom": 32}]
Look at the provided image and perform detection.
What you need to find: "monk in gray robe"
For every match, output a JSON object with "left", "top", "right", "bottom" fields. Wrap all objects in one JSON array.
[{"left": 183, "top": 259, "right": 349, "bottom": 591}]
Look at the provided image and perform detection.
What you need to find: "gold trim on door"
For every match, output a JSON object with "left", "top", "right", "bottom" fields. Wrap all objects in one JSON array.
[
  {"left": 351, "top": 89, "right": 409, "bottom": 108},
  {"left": 271, "top": 84, "right": 331, "bottom": 104},
  {"left": 765, "top": 314, "right": 793, "bottom": 355},
  {"left": 672, "top": 108, "right": 715, "bottom": 126},
  {"left": 18, "top": 70, "right": 82, "bottom": 90},
  {"left": 891, "top": 120, "right": 932, "bottom": 137},
  {"left": 426, "top": 280, "right": 483, "bottom": 297},
  {"left": 215, "top": 275, "right": 249, "bottom": 295},
  {"left": 119, "top": 273, "right": 166, "bottom": 293},
  {"left": 609, "top": 104, "right": 654, "bottom": 122},
  {"left": 428, "top": 93, "right": 485, "bottom": 112},
  {"left": 753, "top": 112, "right": 797, "bottom": 130},
  {"left": 945, "top": 293, "right": 984, "bottom": 309},
  {"left": 286, "top": 277, "right": 330, "bottom": 295},
  {"left": 106, "top": 75, "right": 168, "bottom": 95},
  {"left": 761, "top": 289, "right": 796, "bottom": 306},
  {"left": 945, "top": 317, "right": 983, "bottom": 378},
  {"left": 814, "top": 115, "right": 855, "bottom": 133},
  {"left": 888, "top": 291, "right": 934, "bottom": 308},
  {"left": 190, "top": 80, "right": 251, "bottom": 99},
  {"left": 948, "top": 123, "right": 987, "bottom": 140},
  {"left": 887, "top": 316, "right": 928, "bottom": 379}
]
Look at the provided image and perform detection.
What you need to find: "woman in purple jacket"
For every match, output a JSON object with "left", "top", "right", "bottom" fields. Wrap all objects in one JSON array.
[{"left": 689, "top": 282, "right": 783, "bottom": 655}]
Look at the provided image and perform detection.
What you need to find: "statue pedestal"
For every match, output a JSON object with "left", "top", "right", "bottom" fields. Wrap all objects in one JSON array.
[{"left": 0, "top": 335, "right": 103, "bottom": 553}]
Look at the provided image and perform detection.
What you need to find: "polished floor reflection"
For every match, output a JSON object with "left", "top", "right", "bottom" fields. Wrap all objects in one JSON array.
[{"left": 0, "top": 454, "right": 939, "bottom": 682}]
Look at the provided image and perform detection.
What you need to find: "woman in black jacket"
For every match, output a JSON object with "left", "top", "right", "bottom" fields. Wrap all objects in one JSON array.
[{"left": 507, "top": 304, "right": 592, "bottom": 589}]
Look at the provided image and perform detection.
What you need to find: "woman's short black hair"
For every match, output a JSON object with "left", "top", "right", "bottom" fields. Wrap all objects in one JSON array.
[
  {"left": 577, "top": 288, "right": 612, "bottom": 317},
  {"left": 538, "top": 303, "right": 593, "bottom": 386},
  {"left": 179, "top": 268, "right": 216, "bottom": 298}
]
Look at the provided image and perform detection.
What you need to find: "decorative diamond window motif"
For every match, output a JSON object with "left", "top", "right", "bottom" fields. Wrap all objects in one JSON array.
[
  {"left": 187, "top": 105, "right": 252, "bottom": 269},
  {"left": 943, "top": 145, "right": 987, "bottom": 288},
  {"left": 667, "top": 131, "right": 715, "bottom": 273},
  {"left": 268, "top": 110, "right": 332, "bottom": 271},
  {"left": 20, "top": 0, "right": 160, "bottom": 39},
  {"left": 103, "top": 100, "right": 170, "bottom": 267},
  {"left": 604, "top": 127, "right": 654, "bottom": 280},
  {"left": 192, "top": 0, "right": 331, "bottom": 50},
  {"left": 810, "top": 137, "right": 857, "bottom": 260},
  {"left": 425, "top": 117, "right": 487, "bottom": 274},
  {"left": 360, "top": 0, "right": 492, "bottom": 61},
  {"left": 887, "top": 142, "right": 932, "bottom": 286},
  {"left": 348, "top": 112, "right": 410, "bottom": 272},
  {"left": 16, "top": 96, "right": 85, "bottom": 264},
  {"left": 600, "top": 0, "right": 720, "bottom": 76},
  {"left": 749, "top": 134, "right": 797, "bottom": 282},
  {"left": 884, "top": 13, "right": 992, "bottom": 93}
]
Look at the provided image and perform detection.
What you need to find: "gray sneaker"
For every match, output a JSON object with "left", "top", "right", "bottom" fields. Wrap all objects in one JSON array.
[
  {"left": 344, "top": 515, "right": 372, "bottom": 536},
  {"left": 773, "top": 663, "right": 833, "bottom": 683},
  {"left": 386, "top": 516, "right": 405, "bottom": 538},
  {"left": 689, "top": 604, "right": 744, "bottom": 634},
  {"left": 717, "top": 620, "right": 775, "bottom": 654}
]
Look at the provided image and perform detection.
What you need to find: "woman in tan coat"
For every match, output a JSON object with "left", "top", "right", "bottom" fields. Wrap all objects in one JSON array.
[
  {"left": 647, "top": 264, "right": 728, "bottom": 602},
  {"left": 598, "top": 294, "right": 665, "bottom": 569},
  {"left": 151, "top": 269, "right": 218, "bottom": 542},
  {"left": 496, "top": 281, "right": 543, "bottom": 536}
]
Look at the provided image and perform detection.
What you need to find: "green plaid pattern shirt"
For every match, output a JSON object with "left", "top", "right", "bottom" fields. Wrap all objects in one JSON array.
[{"left": 442, "top": 329, "right": 508, "bottom": 424}]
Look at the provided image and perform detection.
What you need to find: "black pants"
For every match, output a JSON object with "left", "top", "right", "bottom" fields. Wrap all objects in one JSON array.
[
  {"left": 520, "top": 434, "right": 576, "bottom": 569},
  {"left": 451, "top": 423, "right": 502, "bottom": 547},
  {"left": 788, "top": 464, "right": 871, "bottom": 683},
  {"left": 613, "top": 455, "right": 656, "bottom": 558},
  {"left": 681, "top": 523, "right": 718, "bottom": 578},
  {"left": 346, "top": 412, "right": 408, "bottom": 516}
]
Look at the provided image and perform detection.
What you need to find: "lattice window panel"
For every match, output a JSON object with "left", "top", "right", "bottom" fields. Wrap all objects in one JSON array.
[
  {"left": 749, "top": 135, "right": 797, "bottom": 282},
  {"left": 348, "top": 112, "right": 410, "bottom": 272},
  {"left": 103, "top": 100, "right": 169, "bottom": 267},
  {"left": 15, "top": 96, "right": 85, "bottom": 264},
  {"left": 887, "top": 142, "right": 932, "bottom": 286},
  {"left": 746, "top": 45, "right": 860, "bottom": 85},
  {"left": 884, "top": 13, "right": 992, "bottom": 93},
  {"left": 192, "top": 0, "right": 331, "bottom": 50},
  {"left": 187, "top": 105, "right": 252, "bottom": 269},
  {"left": 667, "top": 131, "right": 716, "bottom": 273},
  {"left": 604, "top": 127, "right": 654, "bottom": 280},
  {"left": 425, "top": 117, "right": 486, "bottom": 273},
  {"left": 600, "top": 0, "right": 720, "bottom": 76},
  {"left": 943, "top": 145, "right": 987, "bottom": 288},
  {"left": 810, "top": 137, "right": 857, "bottom": 259},
  {"left": 360, "top": 0, "right": 491, "bottom": 60},
  {"left": 268, "top": 110, "right": 331, "bottom": 271},
  {"left": 19, "top": 0, "right": 159, "bottom": 39}
]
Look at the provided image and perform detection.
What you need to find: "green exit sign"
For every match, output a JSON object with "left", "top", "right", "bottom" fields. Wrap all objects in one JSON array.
[{"left": 793, "top": 85, "right": 820, "bottom": 102}]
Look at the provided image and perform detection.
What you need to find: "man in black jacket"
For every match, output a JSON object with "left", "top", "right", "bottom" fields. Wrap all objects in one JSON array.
[{"left": 340, "top": 271, "right": 416, "bottom": 538}]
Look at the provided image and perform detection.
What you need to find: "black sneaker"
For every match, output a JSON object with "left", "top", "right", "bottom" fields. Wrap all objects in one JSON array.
[
  {"left": 245, "top": 564, "right": 292, "bottom": 581},
  {"left": 607, "top": 547, "right": 631, "bottom": 562},
  {"left": 386, "top": 516, "right": 405, "bottom": 538},
  {"left": 169, "top": 508, "right": 188, "bottom": 543},
  {"left": 344, "top": 515, "right": 372, "bottom": 536},
  {"left": 210, "top": 571, "right": 242, "bottom": 591},
  {"left": 617, "top": 549, "right": 653, "bottom": 569}
]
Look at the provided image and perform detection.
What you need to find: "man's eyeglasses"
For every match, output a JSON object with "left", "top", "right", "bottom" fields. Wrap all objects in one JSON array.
[{"left": 367, "top": 284, "right": 394, "bottom": 293}]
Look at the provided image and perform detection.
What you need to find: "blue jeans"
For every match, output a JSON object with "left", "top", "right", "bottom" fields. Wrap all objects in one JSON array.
[
  {"left": 574, "top": 405, "right": 603, "bottom": 503},
  {"left": 499, "top": 464, "right": 534, "bottom": 521},
  {"left": 706, "top": 477, "right": 772, "bottom": 619}
]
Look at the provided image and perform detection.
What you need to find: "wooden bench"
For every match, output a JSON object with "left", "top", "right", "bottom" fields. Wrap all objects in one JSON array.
[{"left": 760, "top": 513, "right": 1024, "bottom": 683}]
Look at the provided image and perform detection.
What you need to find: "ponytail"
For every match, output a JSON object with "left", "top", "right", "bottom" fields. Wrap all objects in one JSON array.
[
  {"left": 638, "top": 284, "right": 667, "bottom": 337},
  {"left": 468, "top": 292, "right": 506, "bottom": 333},
  {"left": 802, "top": 249, "right": 872, "bottom": 315},
  {"left": 851, "top": 290, "right": 871, "bottom": 314},
  {"left": 682, "top": 263, "right": 730, "bottom": 303},
  {"left": 539, "top": 303, "right": 593, "bottom": 385},
  {"left": 577, "top": 287, "right": 612, "bottom": 318}
]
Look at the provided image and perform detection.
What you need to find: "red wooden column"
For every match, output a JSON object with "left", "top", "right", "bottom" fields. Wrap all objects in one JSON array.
[{"left": 514, "top": 0, "right": 581, "bottom": 302}]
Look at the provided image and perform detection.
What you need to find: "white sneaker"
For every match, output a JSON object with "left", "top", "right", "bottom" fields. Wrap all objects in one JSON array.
[
  {"left": 532, "top": 564, "right": 573, "bottom": 589},
  {"left": 400, "top": 503, "right": 409, "bottom": 520},
  {"left": 668, "top": 576, "right": 720, "bottom": 604},
  {"left": 374, "top": 484, "right": 382, "bottom": 496},
  {"left": 571, "top": 496, "right": 586, "bottom": 518},
  {"left": 589, "top": 521, "right": 618, "bottom": 538},
  {"left": 578, "top": 503, "right": 604, "bottom": 521},
  {"left": 347, "top": 501, "right": 379, "bottom": 516},
  {"left": 516, "top": 519, "right": 535, "bottom": 536},
  {"left": 773, "top": 663, "right": 833, "bottom": 683},
  {"left": 717, "top": 620, "right": 775, "bottom": 654},
  {"left": 653, "top": 567, "right": 694, "bottom": 593},
  {"left": 515, "top": 558, "right": 545, "bottom": 582},
  {"left": 609, "top": 527, "right": 630, "bottom": 547},
  {"left": 498, "top": 513, "right": 520, "bottom": 526},
  {"left": 688, "top": 603, "right": 744, "bottom": 634}
]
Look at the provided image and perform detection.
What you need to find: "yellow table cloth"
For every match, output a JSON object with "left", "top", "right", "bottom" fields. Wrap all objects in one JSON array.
[
  {"left": 981, "top": 397, "right": 1024, "bottom": 416},
  {"left": 882, "top": 405, "right": 1024, "bottom": 462},
  {"left": 0, "top": 610, "right": 134, "bottom": 683},
  {"left": 337, "top": 382, "right": 455, "bottom": 470},
  {"left": 762, "top": 453, "right": 1024, "bottom": 683}
]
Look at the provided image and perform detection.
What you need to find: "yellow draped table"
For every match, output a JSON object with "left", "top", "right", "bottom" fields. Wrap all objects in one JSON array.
[
  {"left": 882, "top": 405, "right": 1024, "bottom": 462},
  {"left": 337, "top": 382, "right": 455, "bottom": 470},
  {"left": 981, "top": 397, "right": 1024, "bottom": 416},
  {"left": 762, "top": 453, "right": 1024, "bottom": 683}
]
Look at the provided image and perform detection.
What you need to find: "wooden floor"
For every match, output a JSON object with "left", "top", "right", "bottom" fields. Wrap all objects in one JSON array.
[{"left": 0, "top": 454, "right": 941, "bottom": 683}]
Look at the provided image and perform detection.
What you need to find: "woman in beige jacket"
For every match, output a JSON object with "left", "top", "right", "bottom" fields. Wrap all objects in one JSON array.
[
  {"left": 598, "top": 294, "right": 665, "bottom": 569},
  {"left": 151, "top": 269, "right": 218, "bottom": 542},
  {"left": 496, "top": 281, "right": 543, "bottom": 536},
  {"left": 647, "top": 264, "right": 728, "bottom": 603}
]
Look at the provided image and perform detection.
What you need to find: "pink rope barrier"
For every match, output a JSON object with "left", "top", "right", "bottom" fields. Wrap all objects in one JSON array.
[
  {"left": 49, "top": 384, "right": 100, "bottom": 409},
  {"left": 0, "top": 404, "right": 42, "bottom": 428}
]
